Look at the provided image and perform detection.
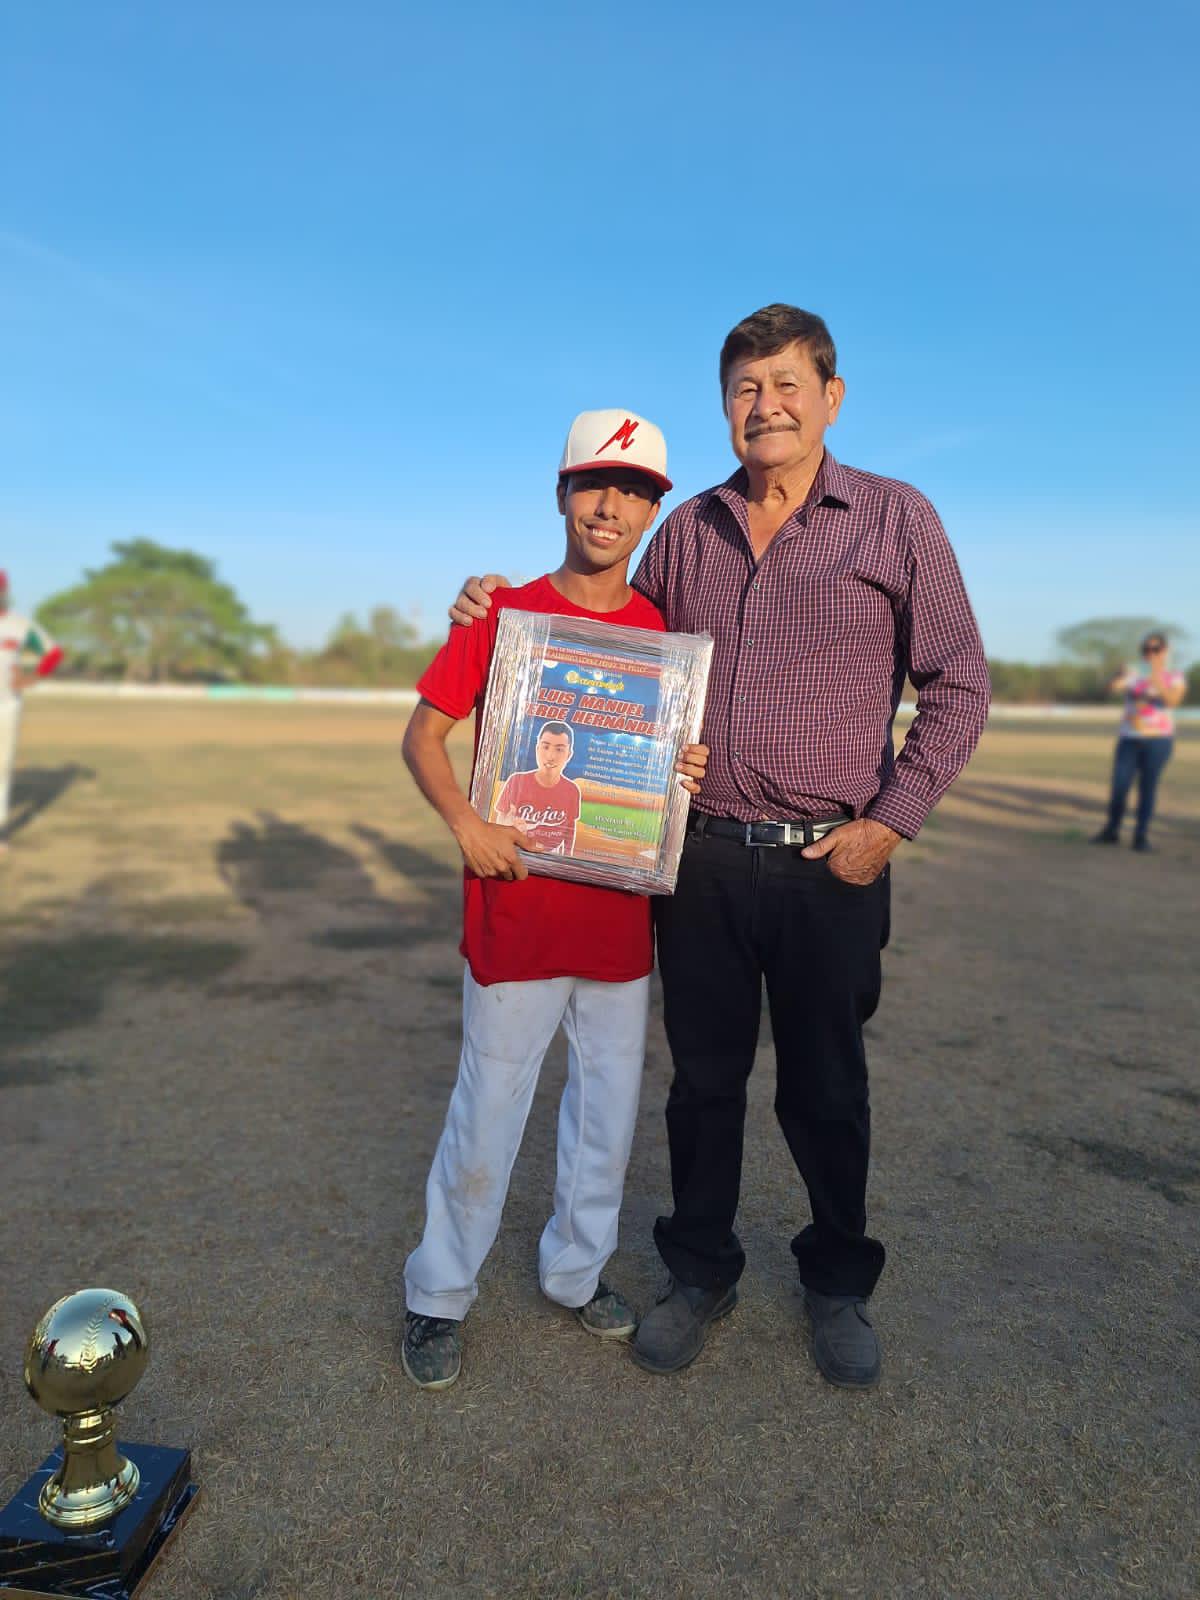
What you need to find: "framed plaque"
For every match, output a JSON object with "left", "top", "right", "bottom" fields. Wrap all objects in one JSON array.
[{"left": 471, "top": 611, "right": 713, "bottom": 894}]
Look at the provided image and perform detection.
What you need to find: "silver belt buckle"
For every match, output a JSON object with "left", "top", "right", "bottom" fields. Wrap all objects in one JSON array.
[{"left": 745, "top": 822, "right": 775, "bottom": 847}]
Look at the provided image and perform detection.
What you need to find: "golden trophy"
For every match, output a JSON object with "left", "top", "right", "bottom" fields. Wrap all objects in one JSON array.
[{"left": 0, "top": 1289, "right": 198, "bottom": 1598}]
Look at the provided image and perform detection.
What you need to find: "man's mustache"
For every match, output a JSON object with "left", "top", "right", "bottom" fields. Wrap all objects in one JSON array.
[{"left": 744, "top": 423, "right": 800, "bottom": 439}]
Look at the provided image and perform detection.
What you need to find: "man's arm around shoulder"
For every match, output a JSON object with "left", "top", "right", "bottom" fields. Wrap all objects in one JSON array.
[
  {"left": 447, "top": 509, "right": 675, "bottom": 627},
  {"left": 449, "top": 576, "right": 511, "bottom": 627}
]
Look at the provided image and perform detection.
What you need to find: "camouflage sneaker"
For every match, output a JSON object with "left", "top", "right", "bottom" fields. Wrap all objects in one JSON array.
[
  {"left": 402, "top": 1312, "right": 462, "bottom": 1390},
  {"left": 576, "top": 1280, "right": 638, "bottom": 1340}
]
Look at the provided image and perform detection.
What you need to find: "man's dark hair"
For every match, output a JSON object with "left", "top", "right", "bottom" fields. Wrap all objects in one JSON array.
[
  {"left": 538, "top": 720, "right": 573, "bottom": 747},
  {"left": 719, "top": 304, "right": 838, "bottom": 401}
]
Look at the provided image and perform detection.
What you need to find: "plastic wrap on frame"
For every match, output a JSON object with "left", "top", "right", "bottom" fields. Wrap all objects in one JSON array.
[{"left": 470, "top": 610, "right": 714, "bottom": 895}]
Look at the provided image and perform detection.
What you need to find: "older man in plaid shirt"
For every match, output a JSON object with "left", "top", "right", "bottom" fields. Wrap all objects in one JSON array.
[{"left": 451, "top": 304, "right": 990, "bottom": 1388}]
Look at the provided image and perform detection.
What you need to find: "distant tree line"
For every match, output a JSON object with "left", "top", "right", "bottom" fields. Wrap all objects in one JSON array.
[
  {"left": 37, "top": 539, "right": 441, "bottom": 688},
  {"left": 250, "top": 606, "right": 438, "bottom": 688},
  {"left": 34, "top": 541, "right": 1198, "bottom": 701},
  {"left": 988, "top": 617, "right": 1196, "bottom": 704}
]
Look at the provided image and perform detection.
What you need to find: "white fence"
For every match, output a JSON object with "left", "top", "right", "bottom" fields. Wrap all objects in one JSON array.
[
  {"left": 38, "top": 681, "right": 420, "bottom": 707},
  {"left": 34, "top": 681, "right": 1198, "bottom": 722}
]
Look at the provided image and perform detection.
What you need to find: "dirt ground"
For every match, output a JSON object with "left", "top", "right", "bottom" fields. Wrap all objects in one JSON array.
[{"left": 2, "top": 701, "right": 1197, "bottom": 1600}]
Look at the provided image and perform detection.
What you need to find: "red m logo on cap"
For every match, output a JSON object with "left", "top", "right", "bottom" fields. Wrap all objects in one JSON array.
[{"left": 596, "top": 417, "right": 639, "bottom": 454}]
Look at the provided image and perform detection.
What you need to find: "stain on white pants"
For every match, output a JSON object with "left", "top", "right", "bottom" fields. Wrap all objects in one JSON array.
[{"left": 405, "top": 968, "right": 649, "bottom": 1320}]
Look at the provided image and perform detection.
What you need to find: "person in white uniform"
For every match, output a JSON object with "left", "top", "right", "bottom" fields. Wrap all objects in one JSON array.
[
  {"left": 399, "top": 410, "right": 707, "bottom": 1389},
  {"left": 0, "top": 571, "right": 63, "bottom": 856}
]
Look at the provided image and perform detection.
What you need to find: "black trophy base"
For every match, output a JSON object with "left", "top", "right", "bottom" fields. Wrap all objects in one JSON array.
[{"left": 0, "top": 1442, "right": 198, "bottom": 1598}]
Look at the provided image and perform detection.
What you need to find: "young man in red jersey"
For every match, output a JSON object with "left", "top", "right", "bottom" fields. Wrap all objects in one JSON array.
[
  {"left": 400, "top": 410, "right": 707, "bottom": 1389},
  {"left": 494, "top": 720, "right": 581, "bottom": 854}
]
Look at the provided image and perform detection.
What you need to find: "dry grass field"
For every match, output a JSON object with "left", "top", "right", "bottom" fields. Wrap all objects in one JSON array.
[{"left": 2, "top": 700, "right": 1198, "bottom": 1599}]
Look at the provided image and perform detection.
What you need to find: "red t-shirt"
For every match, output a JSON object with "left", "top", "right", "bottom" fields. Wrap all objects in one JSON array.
[
  {"left": 495, "top": 768, "right": 582, "bottom": 855},
  {"left": 416, "top": 574, "right": 666, "bottom": 986}
]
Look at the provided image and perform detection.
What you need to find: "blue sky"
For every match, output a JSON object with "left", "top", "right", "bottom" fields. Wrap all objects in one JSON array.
[{"left": 2, "top": 1, "right": 1197, "bottom": 661}]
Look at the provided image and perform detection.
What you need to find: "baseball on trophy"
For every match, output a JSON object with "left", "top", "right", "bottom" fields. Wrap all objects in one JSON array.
[
  {"left": 2, "top": 1284, "right": 197, "bottom": 1597},
  {"left": 23, "top": 1288, "right": 150, "bottom": 1530}
]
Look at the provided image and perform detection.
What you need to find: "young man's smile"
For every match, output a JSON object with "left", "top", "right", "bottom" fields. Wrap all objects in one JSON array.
[{"left": 557, "top": 468, "right": 661, "bottom": 576}]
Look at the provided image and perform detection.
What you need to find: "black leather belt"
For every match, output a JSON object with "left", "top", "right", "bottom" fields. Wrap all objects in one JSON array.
[{"left": 687, "top": 813, "right": 852, "bottom": 848}]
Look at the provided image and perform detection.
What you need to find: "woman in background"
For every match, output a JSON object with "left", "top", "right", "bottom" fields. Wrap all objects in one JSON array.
[{"left": 1093, "top": 632, "right": 1186, "bottom": 852}]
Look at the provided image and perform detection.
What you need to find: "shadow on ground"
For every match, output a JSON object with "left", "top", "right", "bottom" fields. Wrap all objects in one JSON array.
[
  {"left": 952, "top": 777, "right": 1199, "bottom": 837},
  {"left": 0, "top": 920, "right": 245, "bottom": 1086},
  {"left": 351, "top": 821, "right": 459, "bottom": 885},
  {"left": 1017, "top": 1129, "right": 1200, "bottom": 1206},
  {"left": 217, "top": 812, "right": 379, "bottom": 903},
  {"left": 214, "top": 811, "right": 460, "bottom": 951},
  {"left": 2, "top": 764, "right": 95, "bottom": 840}
]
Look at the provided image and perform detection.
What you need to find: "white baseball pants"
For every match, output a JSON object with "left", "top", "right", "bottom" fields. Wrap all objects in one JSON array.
[
  {"left": 405, "top": 968, "right": 650, "bottom": 1321},
  {"left": 0, "top": 699, "right": 20, "bottom": 833}
]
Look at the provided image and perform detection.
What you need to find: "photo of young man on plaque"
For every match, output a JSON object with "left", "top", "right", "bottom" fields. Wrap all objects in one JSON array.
[
  {"left": 472, "top": 611, "right": 712, "bottom": 895},
  {"left": 493, "top": 719, "right": 580, "bottom": 856}
]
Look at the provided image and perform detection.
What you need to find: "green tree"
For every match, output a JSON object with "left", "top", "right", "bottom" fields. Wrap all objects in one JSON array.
[
  {"left": 38, "top": 539, "right": 278, "bottom": 681},
  {"left": 310, "top": 606, "right": 434, "bottom": 686},
  {"left": 1055, "top": 616, "right": 1188, "bottom": 678},
  {"left": 986, "top": 658, "right": 1120, "bottom": 703}
]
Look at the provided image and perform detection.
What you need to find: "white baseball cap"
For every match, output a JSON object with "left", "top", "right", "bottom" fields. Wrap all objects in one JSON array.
[{"left": 558, "top": 409, "right": 672, "bottom": 493}]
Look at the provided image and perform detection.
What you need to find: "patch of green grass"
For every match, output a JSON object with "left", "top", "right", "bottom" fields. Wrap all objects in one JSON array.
[{"left": 579, "top": 800, "right": 662, "bottom": 844}]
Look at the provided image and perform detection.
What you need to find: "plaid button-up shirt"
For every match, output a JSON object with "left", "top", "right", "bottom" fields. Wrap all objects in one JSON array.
[{"left": 632, "top": 451, "right": 990, "bottom": 838}]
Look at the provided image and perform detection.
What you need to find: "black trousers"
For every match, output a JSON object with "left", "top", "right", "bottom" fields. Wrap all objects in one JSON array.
[{"left": 652, "top": 831, "right": 890, "bottom": 1299}]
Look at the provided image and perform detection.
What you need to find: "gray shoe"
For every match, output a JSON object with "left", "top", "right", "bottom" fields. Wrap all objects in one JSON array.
[
  {"left": 804, "top": 1288, "right": 881, "bottom": 1388},
  {"left": 402, "top": 1312, "right": 462, "bottom": 1390},
  {"left": 630, "top": 1277, "right": 737, "bottom": 1374},
  {"left": 576, "top": 1279, "right": 638, "bottom": 1340}
]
